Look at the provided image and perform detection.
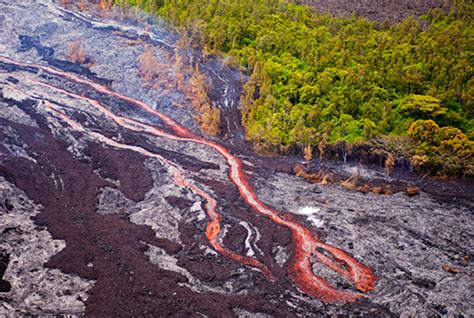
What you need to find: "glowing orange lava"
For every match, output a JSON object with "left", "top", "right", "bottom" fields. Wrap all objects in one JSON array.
[
  {"left": 42, "top": 100, "right": 274, "bottom": 281},
  {"left": 2, "top": 56, "right": 377, "bottom": 303}
]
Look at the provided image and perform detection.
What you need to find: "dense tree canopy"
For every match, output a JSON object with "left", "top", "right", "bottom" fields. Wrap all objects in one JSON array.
[{"left": 115, "top": 0, "right": 473, "bottom": 175}]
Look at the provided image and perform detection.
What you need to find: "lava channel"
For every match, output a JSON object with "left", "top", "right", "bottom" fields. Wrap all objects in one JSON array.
[{"left": 2, "top": 56, "right": 378, "bottom": 303}]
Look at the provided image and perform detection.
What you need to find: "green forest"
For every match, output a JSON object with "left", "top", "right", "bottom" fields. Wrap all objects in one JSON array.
[{"left": 115, "top": 0, "right": 473, "bottom": 176}]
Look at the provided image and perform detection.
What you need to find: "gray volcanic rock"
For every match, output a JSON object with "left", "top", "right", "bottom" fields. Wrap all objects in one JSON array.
[
  {"left": 256, "top": 173, "right": 474, "bottom": 316},
  {"left": 0, "top": 178, "right": 94, "bottom": 316}
]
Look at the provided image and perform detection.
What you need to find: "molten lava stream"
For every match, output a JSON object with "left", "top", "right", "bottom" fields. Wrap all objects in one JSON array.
[
  {"left": 41, "top": 100, "right": 274, "bottom": 280},
  {"left": 4, "top": 56, "right": 378, "bottom": 303}
]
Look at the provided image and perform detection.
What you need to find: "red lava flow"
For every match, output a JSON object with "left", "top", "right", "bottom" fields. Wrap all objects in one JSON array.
[
  {"left": 43, "top": 100, "right": 275, "bottom": 281},
  {"left": 2, "top": 55, "right": 377, "bottom": 303}
]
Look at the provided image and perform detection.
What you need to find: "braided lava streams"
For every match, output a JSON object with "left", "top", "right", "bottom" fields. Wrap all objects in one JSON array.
[
  {"left": 41, "top": 100, "right": 275, "bottom": 281},
  {"left": 2, "top": 56, "right": 377, "bottom": 303}
]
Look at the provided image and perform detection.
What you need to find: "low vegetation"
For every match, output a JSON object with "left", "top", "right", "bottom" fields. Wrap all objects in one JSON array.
[
  {"left": 139, "top": 45, "right": 163, "bottom": 82},
  {"left": 114, "top": 0, "right": 473, "bottom": 176},
  {"left": 66, "top": 39, "right": 92, "bottom": 65},
  {"left": 138, "top": 44, "right": 221, "bottom": 135},
  {"left": 188, "top": 64, "right": 222, "bottom": 135}
]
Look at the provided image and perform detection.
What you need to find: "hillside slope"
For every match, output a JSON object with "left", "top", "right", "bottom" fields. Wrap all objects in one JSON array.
[{"left": 296, "top": 0, "right": 447, "bottom": 22}]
